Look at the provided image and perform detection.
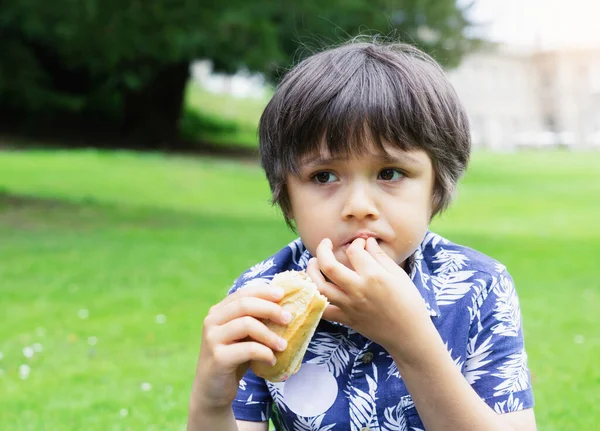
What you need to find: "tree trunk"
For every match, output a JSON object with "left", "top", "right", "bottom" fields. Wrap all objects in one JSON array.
[{"left": 122, "top": 61, "right": 190, "bottom": 149}]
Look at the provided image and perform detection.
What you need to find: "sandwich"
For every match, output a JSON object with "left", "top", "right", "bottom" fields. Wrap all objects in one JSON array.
[{"left": 250, "top": 270, "right": 329, "bottom": 382}]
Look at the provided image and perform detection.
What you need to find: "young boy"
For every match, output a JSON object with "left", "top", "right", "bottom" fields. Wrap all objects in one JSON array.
[{"left": 188, "top": 40, "right": 536, "bottom": 431}]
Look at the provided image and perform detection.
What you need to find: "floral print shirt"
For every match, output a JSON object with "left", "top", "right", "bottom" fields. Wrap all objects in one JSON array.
[{"left": 228, "top": 231, "right": 534, "bottom": 430}]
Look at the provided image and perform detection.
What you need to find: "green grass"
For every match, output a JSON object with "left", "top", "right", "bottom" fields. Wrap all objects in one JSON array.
[
  {"left": 182, "top": 83, "right": 272, "bottom": 148},
  {"left": 0, "top": 148, "right": 599, "bottom": 430}
]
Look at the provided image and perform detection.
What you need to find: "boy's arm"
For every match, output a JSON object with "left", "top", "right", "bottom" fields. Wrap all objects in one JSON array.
[
  {"left": 186, "top": 402, "right": 268, "bottom": 431},
  {"left": 388, "top": 320, "right": 536, "bottom": 431},
  {"left": 187, "top": 404, "right": 238, "bottom": 431}
]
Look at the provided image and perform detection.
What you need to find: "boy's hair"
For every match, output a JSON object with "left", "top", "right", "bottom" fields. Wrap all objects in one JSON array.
[{"left": 259, "top": 39, "right": 471, "bottom": 229}]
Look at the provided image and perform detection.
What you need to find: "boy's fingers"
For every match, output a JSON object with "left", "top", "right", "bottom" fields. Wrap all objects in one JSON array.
[
  {"left": 316, "top": 238, "right": 359, "bottom": 286},
  {"left": 212, "top": 279, "right": 283, "bottom": 311},
  {"left": 322, "top": 304, "right": 350, "bottom": 327},
  {"left": 215, "top": 316, "right": 288, "bottom": 353},
  {"left": 214, "top": 342, "right": 276, "bottom": 371},
  {"left": 345, "top": 238, "right": 380, "bottom": 275},
  {"left": 307, "top": 258, "right": 347, "bottom": 307},
  {"left": 224, "top": 279, "right": 283, "bottom": 303},
  {"left": 211, "top": 296, "right": 291, "bottom": 326},
  {"left": 365, "top": 237, "right": 405, "bottom": 275}
]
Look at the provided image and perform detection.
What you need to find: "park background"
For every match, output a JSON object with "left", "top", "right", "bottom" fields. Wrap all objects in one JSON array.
[{"left": 1, "top": 0, "right": 599, "bottom": 430}]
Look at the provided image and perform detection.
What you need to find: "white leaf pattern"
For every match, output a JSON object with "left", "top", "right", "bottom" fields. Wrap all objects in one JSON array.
[
  {"left": 494, "top": 261, "right": 507, "bottom": 274},
  {"left": 267, "top": 381, "right": 288, "bottom": 412},
  {"left": 347, "top": 373, "right": 380, "bottom": 431},
  {"left": 243, "top": 258, "right": 276, "bottom": 279},
  {"left": 491, "top": 273, "right": 521, "bottom": 337},
  {"left": 287, "top": 238, "right": 309, "bottom": 268},
  {"left": 467, "top": 278, "right": 488, "bottom": 327},
  {"left": 422, "top": 231, "right": 448, "bottom": 249},
  {"left": 381, "top": 404, "right": 408, "bottom": 431},
  {"left": 245, "top": 393, "right": 260, "bottom": 405},
  {"left": 307, "top": 332, "right": 358, "bottom": 377},
  {"left": 433, "top": 248, "right": 469, "bottom": 275},
  {"left": 492, "top": 350, "right": 530, "bottom": 396},
  {"left": 410, "top": 248, "right": 432, "bottom": 294},
  {"left": 293, "top": 414, "right": 336, "bottom": 431},
  {"left": 464, "top": 334, "right": 493, "bottom": 384},
  {"left": 387, "top": 358, "right": 401, "bottom": 381},
  {"left": 433, "top": 270, "right": 476, "bottom": 306},
  {"left": 494, "top": 393, "right": 524, "bottom": 414}
]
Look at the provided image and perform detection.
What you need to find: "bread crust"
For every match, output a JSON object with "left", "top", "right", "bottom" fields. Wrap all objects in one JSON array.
[{"left": 250, "top": 271, "right": 328, "bottom": 382}]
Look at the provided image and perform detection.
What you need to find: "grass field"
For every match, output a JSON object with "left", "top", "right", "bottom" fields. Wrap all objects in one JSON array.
[
  {"left": 0, "top": 148, "right": 599, "bottom": 430},
  {"left": 182, "top": 83, "right": 271, "bottom": 148}
]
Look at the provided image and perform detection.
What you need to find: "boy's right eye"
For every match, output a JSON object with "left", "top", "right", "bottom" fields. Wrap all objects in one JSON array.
[{"left": 311, "top": 171, "right": 338, "bottom": 184}]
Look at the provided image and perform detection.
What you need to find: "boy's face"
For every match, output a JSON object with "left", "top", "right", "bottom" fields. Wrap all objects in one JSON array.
[{"left": 287, "top": 141, "right": 435, "bottom": 269}]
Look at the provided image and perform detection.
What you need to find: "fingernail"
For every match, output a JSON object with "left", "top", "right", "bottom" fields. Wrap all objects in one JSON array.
[
  {"left": 271, "top": 357, "right": 277, "bottom": 366},
  {"left": 272, "top": 288, "right": 285, "bottom": 299},
  {"left": 277, "top": 337, "right": 288, "bottom": 351},
  {"left": 282, "top": 310, "right": 293, "bottom": 323}
]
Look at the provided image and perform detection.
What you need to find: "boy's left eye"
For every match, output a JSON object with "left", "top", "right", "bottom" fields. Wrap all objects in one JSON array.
[{"left": 378, "top": 168, "right": 404, "bottom": 181}]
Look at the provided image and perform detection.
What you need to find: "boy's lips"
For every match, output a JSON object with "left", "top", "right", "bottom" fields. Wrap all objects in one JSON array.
[{"left": 340, "top": 233, "right": 380, "bottom": 250}]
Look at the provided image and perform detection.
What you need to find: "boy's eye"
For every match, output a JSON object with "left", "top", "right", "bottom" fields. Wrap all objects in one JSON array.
[
  {"left": 312, "top": 171, "right": 338, "bottom": 184},
  {"left": 378, "top": 168, "right": 404, "bottom": 181}
]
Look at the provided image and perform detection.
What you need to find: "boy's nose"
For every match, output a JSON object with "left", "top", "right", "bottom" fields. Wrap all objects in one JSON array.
[{"left": 341, "top": 184, "right": 380, "bottom": 221}]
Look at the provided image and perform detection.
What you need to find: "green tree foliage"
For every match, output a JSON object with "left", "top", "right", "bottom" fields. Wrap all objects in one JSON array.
[{"left": 0, "top": 0, "right": 482, "bottom": 147}]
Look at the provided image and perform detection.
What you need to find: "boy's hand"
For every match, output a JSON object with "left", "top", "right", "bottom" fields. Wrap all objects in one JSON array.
[
  {"left": 190, "top": 282, "right": 292, "bottom": 410},
  {"left": 306, "top": 237, "right": 432, "bottom": 353}
]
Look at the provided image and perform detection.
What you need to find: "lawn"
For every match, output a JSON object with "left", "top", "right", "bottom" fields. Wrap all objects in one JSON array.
[
  {"left": 181, "top": 83, "right": 271, "bottom": 148},
  {"left": 0, "top": 148, "right": 598, "bottom": 430}
]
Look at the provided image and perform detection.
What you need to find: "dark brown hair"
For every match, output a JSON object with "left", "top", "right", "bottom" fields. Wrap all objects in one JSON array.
[{"left": 259, "top": 39, "right": 471, "bottom": 229}]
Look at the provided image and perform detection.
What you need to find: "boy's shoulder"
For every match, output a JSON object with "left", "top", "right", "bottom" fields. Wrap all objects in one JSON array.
[{"left": 418, "top": 231, "right": 507, "bottom": 276}]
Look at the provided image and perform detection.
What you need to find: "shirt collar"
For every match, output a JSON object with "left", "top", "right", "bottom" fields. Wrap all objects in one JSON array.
[{"left": 407, "top": 239, "right": 441, "bottom": 318}]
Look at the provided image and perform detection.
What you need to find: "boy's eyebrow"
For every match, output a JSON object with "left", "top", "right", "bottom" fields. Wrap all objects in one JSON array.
[
  {"left": 373, "top": 152, "right": 425, "bottom": 166},
  {"left": 301, "top": 155, "right": 345, "bottom": 166},
  {"left": 302, "top": 152, "right": 424, "bottom": 167}
]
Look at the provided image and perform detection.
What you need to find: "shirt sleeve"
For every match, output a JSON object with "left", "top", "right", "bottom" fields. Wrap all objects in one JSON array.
[
  {"left": 466, "top": 269, "right": 535, "bottom": 413},
  {"left": 232, "top": 368, "right": 273, "bottom": 422}
]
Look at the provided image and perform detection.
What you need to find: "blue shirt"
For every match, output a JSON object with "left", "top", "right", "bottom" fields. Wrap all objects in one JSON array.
[{"left": 229, "top": 231, "right": 534, "bottom": 430}]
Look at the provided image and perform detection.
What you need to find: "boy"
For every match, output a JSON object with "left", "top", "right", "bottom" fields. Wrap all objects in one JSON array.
[{"left": 188, "top": 40, "right": 536, "bottom": 430}]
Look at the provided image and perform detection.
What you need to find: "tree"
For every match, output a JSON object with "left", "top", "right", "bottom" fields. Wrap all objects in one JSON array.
[{"left": 0, "top": 0, "right": 482, "bottom": 148}]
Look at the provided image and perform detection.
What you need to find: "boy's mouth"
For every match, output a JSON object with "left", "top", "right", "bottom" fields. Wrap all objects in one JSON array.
[{"left": 341, "top": 233, "right": 381, "bottom": 250}]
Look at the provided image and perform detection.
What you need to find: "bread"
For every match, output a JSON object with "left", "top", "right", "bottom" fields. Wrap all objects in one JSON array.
[{"left": 250, "top": 270, "right": 329, "bottom": 382}]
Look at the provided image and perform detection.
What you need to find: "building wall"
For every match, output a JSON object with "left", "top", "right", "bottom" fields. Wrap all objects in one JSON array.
[
  {"left": 448, "top": 46, "right": 545, "bottom": 150},
  {"left": 449, "top": 46, "right": 600, "bottom": 149}
]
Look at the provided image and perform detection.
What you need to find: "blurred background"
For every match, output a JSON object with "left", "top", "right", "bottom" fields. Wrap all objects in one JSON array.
[{"left": 0, "top": 1, "right": 598, "bottom": 430}]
